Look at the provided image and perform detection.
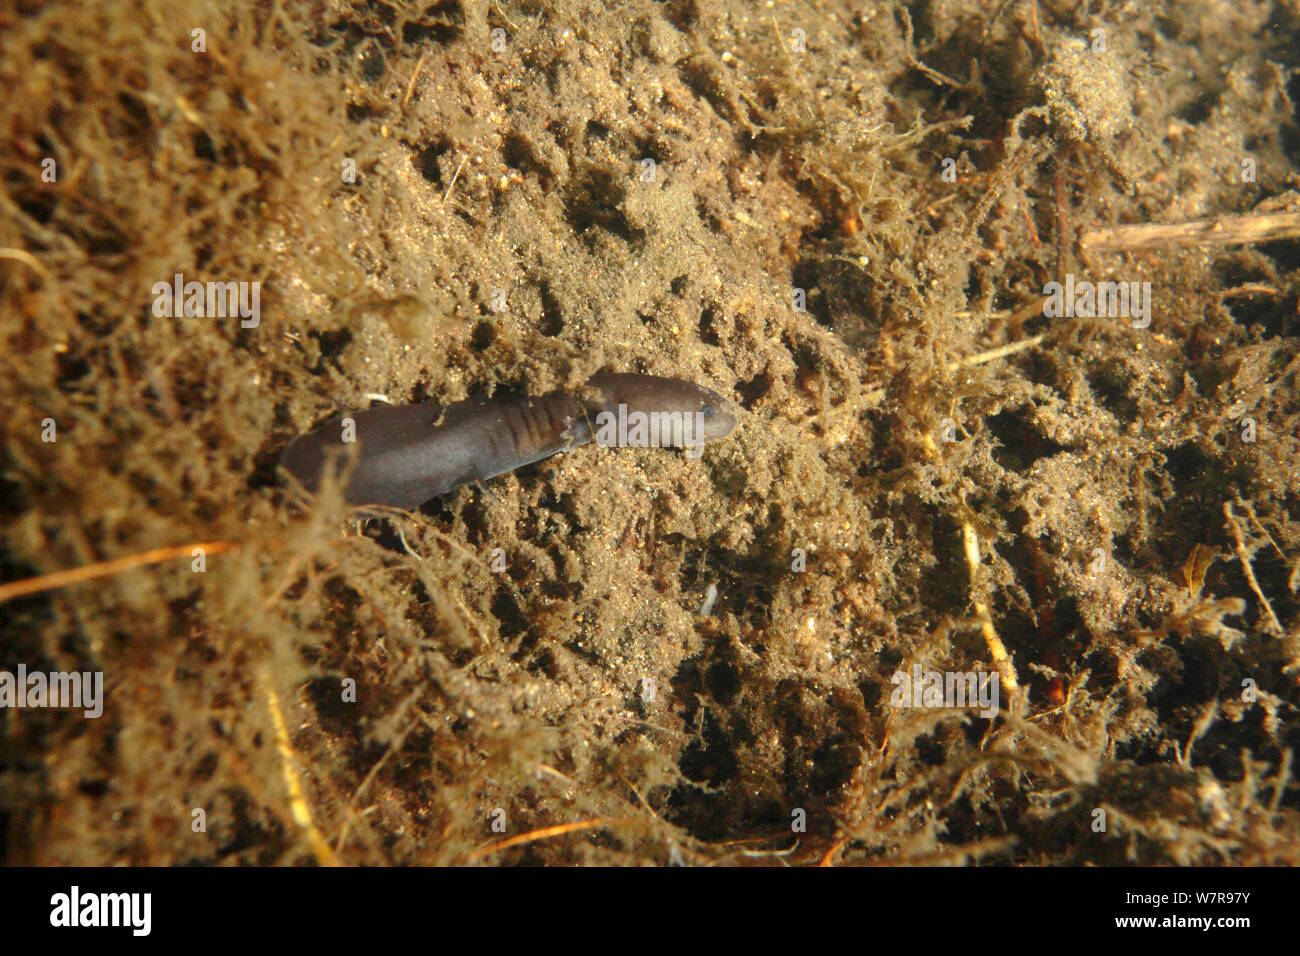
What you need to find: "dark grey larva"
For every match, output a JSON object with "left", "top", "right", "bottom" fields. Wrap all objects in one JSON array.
[{"left": 280, "top": 373, "right": 739, "bottom": 508}]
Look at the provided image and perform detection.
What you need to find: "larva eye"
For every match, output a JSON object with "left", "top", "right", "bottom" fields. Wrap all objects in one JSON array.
[{"left": 701, "top": 403, "right": 716, "bottom": 417}]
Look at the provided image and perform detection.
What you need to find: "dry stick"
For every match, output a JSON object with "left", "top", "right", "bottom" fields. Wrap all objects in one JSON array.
[
  {"left": 899, "top": 5, "right": 962, "bottom": 88},
  {"left": 1234, "top": 493, "right": 1286, "bottom": 561},
  {"left": 263, "top": 669, "right": 341, "bottom": 867},
  {"left": 0, "top": 540, "right": 238, "bottom": 605},
  {"left": 1223, "top": 501, "right": 1284, "bottom": 636},
  {"left": 0, "top": 247, "right": 54, "bottom": 281},
  {"left": 442, "top": 155, "right": 466, "bottom": 205},
  {"left": 464, "top": 818, "right": 639, "bottom": 862},
  {"left": 401, "top": 51, "right": 431, "bottom": 110},
  {"left": 1221, "top": 283, "right": 1282, "bottom": 299},
  {"left": 962, "top": 520, "right": 1022, "bottom": 711},
  {"left": 1080, "top": 211, "right": 1300, "bottom": 253},
  {"left": 739, "top": 839, "right": 801, "bottom": 858},
  {"left": 953, "top": 333, "right": 1047, "bottom": 370}
]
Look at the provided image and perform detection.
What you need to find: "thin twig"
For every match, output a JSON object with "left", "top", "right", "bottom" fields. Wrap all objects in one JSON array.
[
  {"left": 442, "top": 155, "right": 466, "bottom": 205},
  {"left": 464, "top": 818, "right": 637, "bottom": 861},
  {"left": 263, "top": 669, "right": 341, "bottom": 866},
  {"left": 0, "top": 540, "right": 238, "bottom": 605},
  {"left": 963, "top": 519, "right": 1021, "bottom": 712},
  {"left": 951, "top": 333, "right": 1048, "bottom": 370},
  {"left": 0, "top": 247, "right": 54, "bottom": 281},
  {"left": 1081, "top": 211, "right": 1300, "bottom": 253},
  {"left": 1223, "top": 501, "right": 1283, "bottom": 636},
  {"left": 401, "top": 51, "right": 431, "bottom": 110}
]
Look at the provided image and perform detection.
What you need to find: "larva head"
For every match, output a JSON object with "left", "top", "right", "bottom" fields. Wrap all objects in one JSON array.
[{"left": 584, "top": 373, "right": 739, "bottom": 446}]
